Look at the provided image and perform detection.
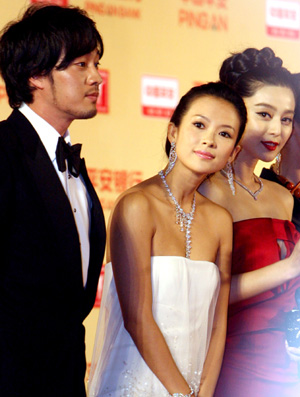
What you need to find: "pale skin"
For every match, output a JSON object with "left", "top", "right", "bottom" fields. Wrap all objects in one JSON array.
[
  {"left": 280, "top": 121, "right": 300, "bottom": 360},
  {"left": 199, "top": 85, "right": 300, "bottom": 305},
  {"left": 280, "top": 120, "right": 300, "bottom": 186},
  {"left": 28, "top": 48, "right": 102, "bottom": 135},
  {"left": 106, "top": 96, "right": 241, "bottom": 396}
]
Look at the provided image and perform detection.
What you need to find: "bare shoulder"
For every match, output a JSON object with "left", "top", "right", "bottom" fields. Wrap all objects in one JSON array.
[
  {"left": 113, "top": 186, "right": 152, "bottom": 221},
  {"left": 198, "top": 172, "right": 232, "bottom": 210},
  {"left": 197, "top": 191, "right": 233, "bottom": 238},
  {"left": 262, "top": 178, "right": 293, "bottom": 212},
  {"left": 110, "top": 176, "right": 159, "bottom": 224},
  {"left": 106, "top": 178, "right": 158, "bottom": 261},
  {"left": 201, "top": 192, "right": 232, "bottom": 220}
]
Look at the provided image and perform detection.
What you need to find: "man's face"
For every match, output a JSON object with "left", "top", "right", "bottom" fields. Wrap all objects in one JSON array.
[{"left": 31, "top": 48, "right": 102, "bottom": 133}]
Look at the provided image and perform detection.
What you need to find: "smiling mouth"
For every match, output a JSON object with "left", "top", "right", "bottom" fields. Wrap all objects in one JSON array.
[
  {"left": 261, "top": 141, "right": 279, "bottom": 151},
  {"left": 195, "top": 150, "right": 215, "bottom": 159}
]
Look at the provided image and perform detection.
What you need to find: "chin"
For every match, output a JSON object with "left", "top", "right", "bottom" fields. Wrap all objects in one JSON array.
[
  {"left": 261, "top": 154, "right": 278, "bottom": 163},
  {"left": 76, "top": 108, "right": 98, "bottom": 120}
]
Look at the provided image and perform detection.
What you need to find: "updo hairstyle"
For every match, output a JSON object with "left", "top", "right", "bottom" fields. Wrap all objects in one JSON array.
[
  {"left": 219, "top": 47, "right": 296, "bottom": 99},
  {"left": 292, "top": 73, "right": 300, "bottom": 124}
]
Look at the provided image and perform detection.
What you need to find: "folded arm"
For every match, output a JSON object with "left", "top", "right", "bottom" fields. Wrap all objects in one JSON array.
[
  {"left": 109, "top": 191, "right": 191, "bottom": 395},
  {"left": 197, "top": 210, "right": 232, "bottom": 397}
]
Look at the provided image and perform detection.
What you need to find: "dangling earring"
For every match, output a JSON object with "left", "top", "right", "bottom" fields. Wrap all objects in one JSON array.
[
  {"left": 165, "top": 142, "right": 177, "bottom": 176},
  {"left": 273, "top": 153, "right": 281, "bottom": 175},
  {"left": 226, "top": 162, "right": 235, "bottom": 196}
]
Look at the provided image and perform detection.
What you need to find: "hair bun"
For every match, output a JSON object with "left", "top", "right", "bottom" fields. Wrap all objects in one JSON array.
[{"left": 220, "top": 47, "right": 283, "bottom": 85}]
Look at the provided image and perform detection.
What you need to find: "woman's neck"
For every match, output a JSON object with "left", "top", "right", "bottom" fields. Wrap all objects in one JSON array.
[
  {"left": 163, "top": 167, "right": 205, "bottom": 209},
  {"left": 232, "top": 153, "right": 258, "bottom": 183},
  {"left": 280, "top": 138, "right": 300, "bottom": 184}
]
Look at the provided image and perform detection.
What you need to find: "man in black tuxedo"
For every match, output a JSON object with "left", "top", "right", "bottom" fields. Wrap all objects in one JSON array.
[{"left": 0, "top": 4, "right": 106, "bottom": 396}]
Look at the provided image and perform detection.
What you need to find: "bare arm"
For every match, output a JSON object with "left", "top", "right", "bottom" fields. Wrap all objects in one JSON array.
[
  {"left": 200, "top": 177, "right": 300, "bottom": 305},
  {"left": 197, "top": 211, "right": 232, "bottom": 397},
  {"left": 109, "top": 191, "right": 191, "bottom": 395},
  {"left": 230, "top": 239, "right": 300, "bottom": 304},
  {"left": 285, "top": 341, "right": 300, "bottom": 362}
]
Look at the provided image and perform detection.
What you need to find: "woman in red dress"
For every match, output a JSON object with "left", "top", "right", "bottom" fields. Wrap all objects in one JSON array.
[{"left": 199, "top": 47, "right": 300, "bottom": 396}]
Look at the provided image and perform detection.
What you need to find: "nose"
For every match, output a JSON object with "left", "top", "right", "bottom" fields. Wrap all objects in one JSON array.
[
  {"left": 201, "top": 129, "right": 216, "bottom": 147},
  {"left": 268, "top": 117, "right": 281, "bottom": 137},
  {"left": 87, "top": 66, "right": 103, "bottom": 87}
]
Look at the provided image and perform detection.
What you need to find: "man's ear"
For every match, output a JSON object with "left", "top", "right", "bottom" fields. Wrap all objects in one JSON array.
[
  {"left": 228, "top": 144, "right": 241, "bottom": 163},
  {"left": 28, "top": 75, "right": 46, "bottom": 90},
  {"left": 167, "top": 122, "right": 178, "bottom": 144}
]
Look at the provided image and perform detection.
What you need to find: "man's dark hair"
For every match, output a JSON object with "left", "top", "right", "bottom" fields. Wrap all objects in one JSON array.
[{"left": 0, "top": 4, "right": 104, "bottom": 108}]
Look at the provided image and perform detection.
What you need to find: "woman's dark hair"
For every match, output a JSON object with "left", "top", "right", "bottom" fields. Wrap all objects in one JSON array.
[
  {"left": 219, "top": 47, "right": 296, "bottom": 99},
  {"left": 0, "top": 4, "right": 104, "bottom": 108},
  {"left": 293, "top": 73, "right": 300, "bottom": 124},
  {"left": 165, "top": 81, "right": 247, "bottom": 156}
]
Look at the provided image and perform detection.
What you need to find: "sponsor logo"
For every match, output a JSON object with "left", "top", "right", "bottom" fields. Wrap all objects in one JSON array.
[
  {"left": 30, "top": 0, "right": 69, "bottom": 5},
  {"left": 178, "top": 0, "right": 228, "bottom": 31},
  {"left": 0, "top": 83, "right": 8, "bottom": 103},
  {"left": 94, "top": 267, "right": 105, "bottom": 307},
  {"left": 85, "top": 0, "right": 141, "bottom": 19},
  {"left": 88, "top": 167, "right": 144, "bottom": 210},
  {"left": 141, "top": 75, "right": 179, "bottom": 118},
  {"left": 266, "top": 0, "right": 300, "bottom": 39},
  {"left": 97, "top": 70, "right": 109, "bottom": 114}
]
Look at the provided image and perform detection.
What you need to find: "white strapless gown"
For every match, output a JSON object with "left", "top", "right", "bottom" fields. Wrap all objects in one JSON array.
[{"left": 88, "top": 256, "right": 220, "bottom": 396}]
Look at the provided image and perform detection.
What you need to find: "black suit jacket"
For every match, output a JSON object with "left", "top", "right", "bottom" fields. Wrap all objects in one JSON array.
[{"left": 0, "top": 110, "right": 106, "bottom": 396}]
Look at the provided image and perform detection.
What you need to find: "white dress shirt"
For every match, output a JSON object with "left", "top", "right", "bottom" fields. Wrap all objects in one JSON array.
[{"left": 19, "top": 103, "right": 91, "bottom": 287}]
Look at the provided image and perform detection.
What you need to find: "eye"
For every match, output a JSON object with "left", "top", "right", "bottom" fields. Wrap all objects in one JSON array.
[
  {"left": 95, "top": 61, "right": 100, "bottom": 69},
  {"left": 282, "top": 117, "right": 293, "bottom": 125},
  {"left": 257, "top": 112, "right": 271, "bottom": 119},
  {"left": 76, "top": 61, "right": 86, "bottom": 68},
  {"left": 194, "top": 122, "right": 204, "bottom": 129},
  {"left": 219, "top": 131, "right": 232, "bottom": 138}
]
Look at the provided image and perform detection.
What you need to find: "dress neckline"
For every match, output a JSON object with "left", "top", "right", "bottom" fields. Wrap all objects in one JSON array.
[
  {"left": 105, "top": 256, "right": 216, "bottom": 267},
  {"left": 234, "top": 217, "right": 293, "bottom": 226},
  {"left": 150, "top": 255, "right": 215, "bottom": 265}
]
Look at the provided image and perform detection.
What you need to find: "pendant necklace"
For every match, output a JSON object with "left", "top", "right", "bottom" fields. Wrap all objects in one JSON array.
[
  {"left": 221, "top": 170, "right": 263, "bottom": 201},
  {"left": 159, "top": 170, "right": 196, "bottom": 259}
]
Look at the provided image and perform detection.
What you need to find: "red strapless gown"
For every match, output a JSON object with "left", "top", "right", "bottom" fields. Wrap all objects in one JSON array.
[{"left": 214, "top": 218, "right": 300, "bottom": 397}]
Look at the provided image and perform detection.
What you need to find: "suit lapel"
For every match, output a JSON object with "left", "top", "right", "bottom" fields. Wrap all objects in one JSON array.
[
  {"left": 9, "top": 110, "right": 81, "bottom": 257},
  {"left": 8, "top": 110, "right": 105, "bottom": 310},
  {"left": 80, "top": 159, "right": 106, "bottom": 312}
]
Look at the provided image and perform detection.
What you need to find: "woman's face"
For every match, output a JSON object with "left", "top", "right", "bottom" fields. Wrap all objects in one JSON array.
[
  {"left": 169, "top": 95, "right": 241, "bottom": 176},
  {"left": 240, "top": 85, "right": 295, "bottom": 162}
]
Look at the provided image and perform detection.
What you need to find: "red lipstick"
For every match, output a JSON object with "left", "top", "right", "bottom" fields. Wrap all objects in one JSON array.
[{"left": 261, "top": 141, "right": 278, "bottom": 151}]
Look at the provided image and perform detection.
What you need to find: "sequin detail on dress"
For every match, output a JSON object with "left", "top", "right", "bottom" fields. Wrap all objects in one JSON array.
[{"left": 88, "top": 257, "right": 220, "bottom": 396}]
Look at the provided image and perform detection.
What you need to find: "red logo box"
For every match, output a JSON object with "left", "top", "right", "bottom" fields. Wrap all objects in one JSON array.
[{"left": 97, "top": 70, "right": 109, "bottom": 114}]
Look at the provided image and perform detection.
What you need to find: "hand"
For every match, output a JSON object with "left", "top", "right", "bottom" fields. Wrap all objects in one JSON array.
[
  {"left": 285, "top": 340, "right": 300, "bottom": 362},
  {"left": 287, "top": 238, "right": 300, "bottom": 278}
]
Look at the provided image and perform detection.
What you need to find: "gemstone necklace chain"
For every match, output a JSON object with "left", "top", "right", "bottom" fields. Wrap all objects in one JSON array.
[
  {"left": 221, "top": 170, "right": 263, "bottom": 200},
  {"left": 159, "top": 170, "right": 195, "bottom": 259}
]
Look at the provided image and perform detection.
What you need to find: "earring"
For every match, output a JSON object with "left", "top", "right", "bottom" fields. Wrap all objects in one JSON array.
[
  {"left": 226, "top": 162, "right": 235, "bottom": 196},
  {"left": 273, "top": 153, "right": 281, "bottom": 175},
  {"left": 165, "top": 142, "right": 177, "bottom": 176}
]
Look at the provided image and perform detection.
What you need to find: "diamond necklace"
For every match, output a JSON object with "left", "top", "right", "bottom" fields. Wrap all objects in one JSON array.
[
  {"left": 221, "top": 169, "right": 263, "bottom": 201},
  {"left": 158, "top": 170, "right": 196, "bottom": 259}
]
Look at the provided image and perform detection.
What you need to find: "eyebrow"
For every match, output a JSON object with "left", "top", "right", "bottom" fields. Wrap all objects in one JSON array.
[
  {"left": 255, "top": 103, "right": 294, "bottom": 114},
  {"left": 194, "top": 114, "right": 236, "bottom": 130}
]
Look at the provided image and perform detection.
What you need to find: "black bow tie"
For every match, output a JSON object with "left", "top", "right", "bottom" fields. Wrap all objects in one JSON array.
[{"left": 56, "top": 137, "right": 82, "bottom": 178}]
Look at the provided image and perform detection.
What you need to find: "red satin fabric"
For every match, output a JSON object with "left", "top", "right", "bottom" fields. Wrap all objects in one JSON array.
[{"left": 214, "top": 218, "right": 300, "bottom": 397}]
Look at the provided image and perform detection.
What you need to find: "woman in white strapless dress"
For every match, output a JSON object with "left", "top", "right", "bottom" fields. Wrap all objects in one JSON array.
[{"left": 88, "top": 82, "right": 247, "bottom": 397}]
